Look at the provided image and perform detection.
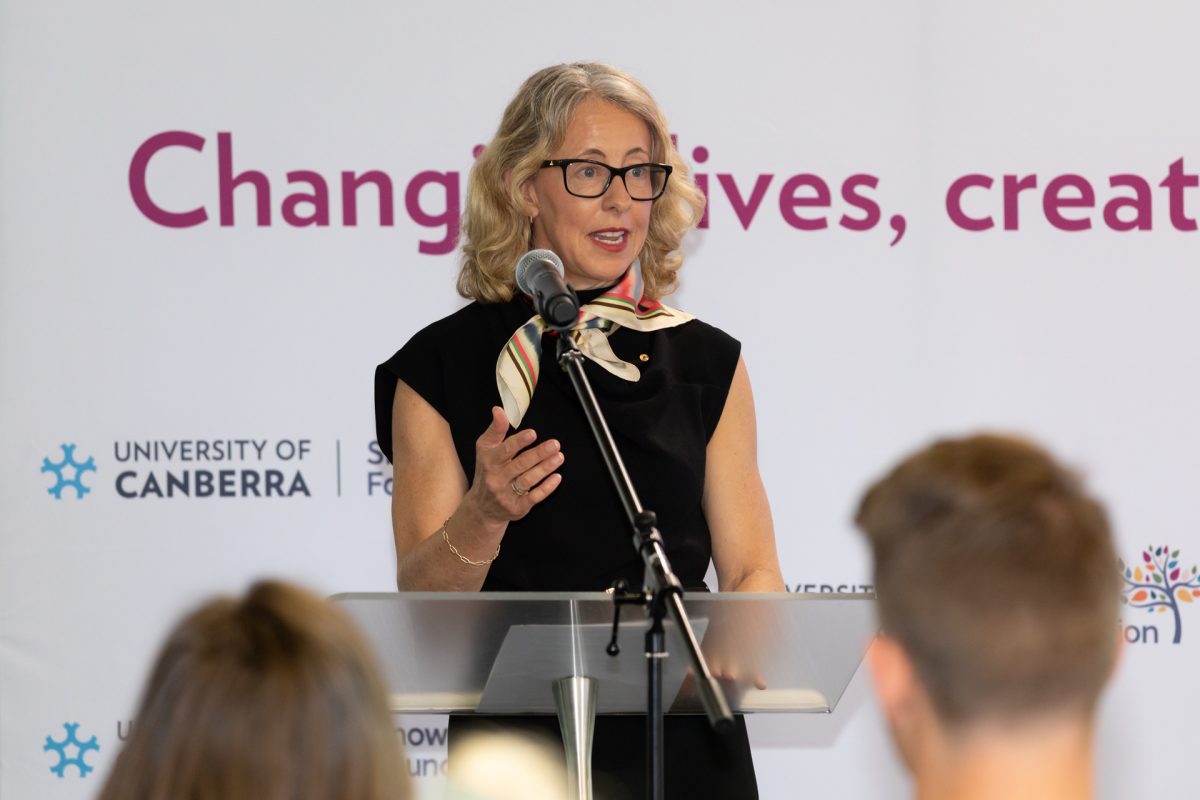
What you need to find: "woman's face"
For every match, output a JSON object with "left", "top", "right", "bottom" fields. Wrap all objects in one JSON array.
[{"left": 523, "top": 98, "right": 654, "bottom": 291}]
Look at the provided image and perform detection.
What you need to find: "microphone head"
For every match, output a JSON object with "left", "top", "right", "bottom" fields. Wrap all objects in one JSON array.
[{"left": 515, "top": 248, "right": 564, "bottom": 296}]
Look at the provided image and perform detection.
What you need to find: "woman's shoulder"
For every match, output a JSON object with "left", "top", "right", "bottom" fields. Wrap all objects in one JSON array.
[
  {"left": 610, "top": 306, "right": 742, "bottom": 394},
  {"left": 400, "top": 300, "right": 495, "bottom": 348},
  {"left": 374, "top": 299, "right": 516, "bottom": 462},
  {"left": 385, "top": 299, "right": 523, "bottom": 361},
  {"left": 662, "top": 311, "right": 742, "bottom": 365},
  {"left": 673, "top": 315, "right": 739, "bottom": 348}
]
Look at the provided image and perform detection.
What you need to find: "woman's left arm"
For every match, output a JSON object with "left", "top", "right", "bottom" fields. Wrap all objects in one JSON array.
[{"left": 704, "top": 356, "right": 787, "bottom": 592}]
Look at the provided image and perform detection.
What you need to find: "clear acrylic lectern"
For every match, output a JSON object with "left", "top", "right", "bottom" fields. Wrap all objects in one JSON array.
[{"left": 332, "top": 591, "right": 875, "bottom": 799}]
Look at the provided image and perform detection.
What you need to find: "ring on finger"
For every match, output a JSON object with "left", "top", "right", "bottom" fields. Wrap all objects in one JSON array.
[{"left": 510, "top": 480, "right": 529, "bottom": 497}]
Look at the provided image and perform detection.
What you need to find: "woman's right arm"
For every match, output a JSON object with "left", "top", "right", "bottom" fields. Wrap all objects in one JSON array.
[{"left": 389, "top": 379, "right": 564, "bottom": 591}]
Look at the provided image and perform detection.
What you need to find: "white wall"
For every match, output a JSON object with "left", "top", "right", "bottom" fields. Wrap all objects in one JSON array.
[{"left": 3, "top": 1, "right": 1198, "bottom": 797}]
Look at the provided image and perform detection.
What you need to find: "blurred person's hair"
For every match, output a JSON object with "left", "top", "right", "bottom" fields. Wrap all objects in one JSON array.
[
  {"left": 458, "top": 61, "right": 706, "bottom": 304},
  {"left": 446, "top": 731, "right": 568, "bottom": 800},
  {"left": 855, "top": 434, "right": 1120, "bottom": 725},
  {"left": 97, "top": 580, "right": 409, "bottom": 800}
]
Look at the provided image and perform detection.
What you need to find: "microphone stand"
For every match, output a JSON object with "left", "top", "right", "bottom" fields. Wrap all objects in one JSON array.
[{"left": 554, "top": 331, "right": 734, "bottom": 800}]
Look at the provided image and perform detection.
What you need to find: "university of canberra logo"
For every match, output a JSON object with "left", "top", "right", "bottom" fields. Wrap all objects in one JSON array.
[
  {"left": 44, "top": 722, "right": 100, "bottom": 778},
  {"left": 1119, "top": 545, "right": 1200, "bottom": 644},
  {"left": 38, "top": 439, "right": 316, "bottom": 499},
  {"left": 41, "top": 444, "right": 97, "bottom": 500}
]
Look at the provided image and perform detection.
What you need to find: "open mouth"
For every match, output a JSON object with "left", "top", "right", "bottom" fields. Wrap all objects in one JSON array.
[{"left": 589, "top": 229, "right": 628, "bottom": 248}]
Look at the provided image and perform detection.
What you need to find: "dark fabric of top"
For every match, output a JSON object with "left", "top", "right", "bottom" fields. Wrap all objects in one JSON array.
[
  {"left": 374, "top": 288, "right": 757, "bottom": 797},
  {"left": 374, "top": 288, "right": 741, "bottom": 593}
]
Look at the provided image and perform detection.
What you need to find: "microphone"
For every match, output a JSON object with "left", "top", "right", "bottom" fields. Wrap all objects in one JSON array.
[{"left": 515, "top": 249, "right": 579, "bottom": 329}]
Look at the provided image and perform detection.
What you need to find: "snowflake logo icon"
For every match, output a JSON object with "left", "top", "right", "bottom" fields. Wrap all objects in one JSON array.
[
  {"left": 44, "top": 722, "right": 100, "bottom": 778},
  {"left": 41, "top": 444, "right": 97, "bottom": 499}
]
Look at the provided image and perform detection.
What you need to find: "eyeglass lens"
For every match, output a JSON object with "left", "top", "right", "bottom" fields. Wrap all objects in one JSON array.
[{"left": 565, "top": 162, "right": 667, "bottom": 199}]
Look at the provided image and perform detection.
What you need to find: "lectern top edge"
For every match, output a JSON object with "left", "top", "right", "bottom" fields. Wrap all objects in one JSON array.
[{"left": 330, "top": 590, "right": 876, "bottom": 602}]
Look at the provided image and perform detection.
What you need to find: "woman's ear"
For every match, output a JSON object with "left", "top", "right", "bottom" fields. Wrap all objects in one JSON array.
[{"left": 506, "top": 169, "right": 539, "bottom": 219}]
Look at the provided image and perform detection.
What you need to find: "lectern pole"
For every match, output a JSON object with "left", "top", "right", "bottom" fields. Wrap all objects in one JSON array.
[{"left": 553, "top": 676, "right": 597, "bottom": 800}]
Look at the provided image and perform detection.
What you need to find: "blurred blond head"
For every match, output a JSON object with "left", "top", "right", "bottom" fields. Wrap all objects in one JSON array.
[
  {"left": 97, "top": 580, "right": 409, "bottom": 800},
  {"left": 445, "top": 731, "right": 568, "bottom": 800}
]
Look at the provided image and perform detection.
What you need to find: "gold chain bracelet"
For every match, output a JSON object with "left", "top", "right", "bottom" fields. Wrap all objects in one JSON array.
[{"left": 439, "top": 518, "right": 500, "bottom": 567}]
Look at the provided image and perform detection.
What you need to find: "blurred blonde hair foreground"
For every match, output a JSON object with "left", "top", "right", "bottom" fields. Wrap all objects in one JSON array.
[
  {"left": 96, "top": 580, "right": 410, "bottom": 800},
  {"left": 445, "top": 731, "right": 568, "bottom": 800}
]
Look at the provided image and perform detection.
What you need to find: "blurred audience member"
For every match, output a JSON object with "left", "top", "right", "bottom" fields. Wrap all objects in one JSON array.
[
  {"left": 97, "top": 580, "right": 410, "bottom": 800},
  {"left": 856, "top": 434, "right": 1120, "bottom": 800}
]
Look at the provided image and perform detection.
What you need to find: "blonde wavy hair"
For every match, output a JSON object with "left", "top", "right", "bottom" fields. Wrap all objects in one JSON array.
[{"left": 458, "top": 62, "right": 706, "bottom": 303}]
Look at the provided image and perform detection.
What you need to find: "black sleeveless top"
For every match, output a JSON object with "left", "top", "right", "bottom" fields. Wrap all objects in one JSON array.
[
  {"left": 374, "top": 289, "right": 758, "bottom": 799},
  {"left": 374, "top": 288, "right": 741, "bottom": 592}
]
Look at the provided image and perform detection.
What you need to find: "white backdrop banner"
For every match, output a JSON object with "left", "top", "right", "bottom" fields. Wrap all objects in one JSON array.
[{"left": 2, "top": 2, "right": 1198, "bottom": 798}]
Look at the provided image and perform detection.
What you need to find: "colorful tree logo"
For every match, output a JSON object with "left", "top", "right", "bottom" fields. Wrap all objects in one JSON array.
[{"left": 1119, "top": 545, "right": 1200, "bottom": 644}]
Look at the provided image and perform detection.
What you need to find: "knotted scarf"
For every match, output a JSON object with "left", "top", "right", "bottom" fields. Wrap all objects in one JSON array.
[{"left": 496, "top": 261, "right": 694, "bottom": 427}]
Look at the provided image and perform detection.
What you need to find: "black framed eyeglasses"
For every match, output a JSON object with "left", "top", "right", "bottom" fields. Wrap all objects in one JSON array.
[{"left": 540, "top": 159, "right": 672, "bottom": 201}]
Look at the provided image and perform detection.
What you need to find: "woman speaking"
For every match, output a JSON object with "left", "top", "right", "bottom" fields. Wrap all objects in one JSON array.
[{"left": 375, "top": 62, "right": 784, "bottom": 797}]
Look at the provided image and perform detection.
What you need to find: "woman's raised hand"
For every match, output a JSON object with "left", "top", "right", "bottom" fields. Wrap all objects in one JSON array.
[{"left": 465, "top": 406, "right": 564, "bottom": 522}]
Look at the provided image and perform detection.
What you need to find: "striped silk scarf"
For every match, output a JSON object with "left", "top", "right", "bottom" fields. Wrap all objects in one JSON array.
[{"left": 496, "top": 261, "right": 694, "bottom": 427}]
